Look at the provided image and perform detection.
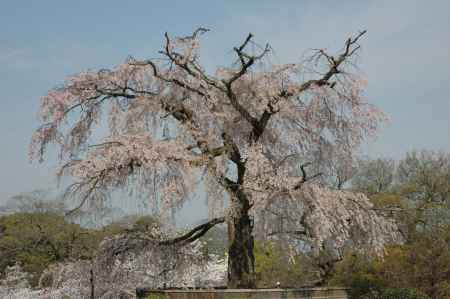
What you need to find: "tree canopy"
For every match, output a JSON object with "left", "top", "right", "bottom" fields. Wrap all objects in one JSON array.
[{"left": 31, "top": 28, "right": 386, "bottom": 287}]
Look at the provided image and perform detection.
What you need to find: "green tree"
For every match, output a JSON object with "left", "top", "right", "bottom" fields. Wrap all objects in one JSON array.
[
  {"left": 254, "top": 240, "right": 320, "bottom": 288},
  {"left": 351, "top": 158, "right": 395, "bottom": 195},
  {"left": 329, "top": 226, "right": 450, "bottom": 299},
  {"left": 0, "top": 213, "right": 116, "bottom": 285},
  {"left": 329, "top": 250, "right": 384, "bottom": 298},
  {"left": 352, "top": 151, "right": 450, "bottom": 241}
]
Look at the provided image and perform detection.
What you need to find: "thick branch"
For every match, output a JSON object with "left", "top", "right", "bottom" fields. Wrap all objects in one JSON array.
[
  {"left": 293, "top": 162, "right": 323, "bottom": 189},
  {"left": 134, "top": 31, "right": 273, "bottom": 142},
  {"left": 221, "top": 132, "right": 242, "bottom": 165},
  {"left": 227, "top": 90, "right": 259, "bottom": 128},
  {"left": 252, "top": 101, "right": 279, "bottom": 141},
  {"left": 223, "top": 33, "right": 272, "bottom": 140},
  {"left": 227, "top": 33, "right": 270, "bottom": 86},
  {"left": 159, "top": 217, "right": 225, "bottom": 245}
]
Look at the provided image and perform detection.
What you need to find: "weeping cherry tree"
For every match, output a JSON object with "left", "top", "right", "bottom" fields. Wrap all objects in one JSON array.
[{"left": 30, "top": 28, "right": 386, "bottom": 288}]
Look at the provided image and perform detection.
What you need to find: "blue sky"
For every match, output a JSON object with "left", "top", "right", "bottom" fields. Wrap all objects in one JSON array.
[{"left": 1, "top": 0, "right": 449, "bottom": 202}]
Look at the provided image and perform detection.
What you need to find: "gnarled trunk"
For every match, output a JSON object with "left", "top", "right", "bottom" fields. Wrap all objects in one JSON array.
[{"left": 227, "top": 192, "right": 255, "bottom": 288}]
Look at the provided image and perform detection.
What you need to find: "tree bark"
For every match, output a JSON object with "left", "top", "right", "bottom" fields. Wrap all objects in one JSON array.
[{"left": 227, "top": 191, "right": 256, "bottom": 288}]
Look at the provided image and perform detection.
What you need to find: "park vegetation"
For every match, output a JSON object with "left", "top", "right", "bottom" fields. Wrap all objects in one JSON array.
[
  {"left": 0, "top": 28, "right": 447, "bottom": 298},
  {"left": 1, "top": 151, "right": 448, "bottom": 298}
]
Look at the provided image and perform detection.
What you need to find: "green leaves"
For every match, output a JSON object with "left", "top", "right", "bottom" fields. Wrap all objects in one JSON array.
[
  {"left": 329, "top": 226, "right": 450, "bottom": 298},
  {"left": 0, "top": 213, "right": 117, "bottom": 286},
  {"left": 254, "top": 240, "right": 320, "bottom": 288}
]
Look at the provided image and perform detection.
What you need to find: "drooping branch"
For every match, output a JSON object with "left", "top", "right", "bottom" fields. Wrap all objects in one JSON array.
[
  {"left": 57, "top": 135, "right": 204, "bottom": 209},
  {"left": 159, "top": 217, "right": 225, "bottom": 245},
  {"left": 64, "top": 178, "right": 101, "bottom": 216},
  {"left": 59, "top": 128, "right": 237, "bottom": 213}
]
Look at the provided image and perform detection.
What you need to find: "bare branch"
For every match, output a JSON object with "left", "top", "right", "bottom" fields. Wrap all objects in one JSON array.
[
  {"left": 227, "top": 33, "right": 270, "bottom": 86},
  {"left": 285, "top": 30, "right": 367, "bottom": 97},
  {"left": 64, "top": 177, "right": 100, "bottom": 216},
  {"left": 159, "top": 29, "right": 226, "bottom": 92}
]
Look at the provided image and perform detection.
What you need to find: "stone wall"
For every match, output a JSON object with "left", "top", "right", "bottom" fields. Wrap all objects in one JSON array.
[{"left": 136, "top": 288, "right": 348, "bottom": 299}]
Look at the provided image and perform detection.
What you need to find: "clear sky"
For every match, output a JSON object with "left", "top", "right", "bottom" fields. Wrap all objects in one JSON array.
[{"left": 1, "top": 0, "right": 449, "bottom": 202}]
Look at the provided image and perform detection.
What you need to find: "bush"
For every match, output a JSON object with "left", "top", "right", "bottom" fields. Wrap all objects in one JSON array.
[
  {"left": 329, "top": 227, "right": 450, "bottom": 299},
  {"left": 254, "top": 240, "right": 320, "bottom": 288},
  {"left": 328, "top": 251, "right": 384, "bottom": 298},
  {"left": 0, "top": 213, "right": 125, "bottom": 285}
]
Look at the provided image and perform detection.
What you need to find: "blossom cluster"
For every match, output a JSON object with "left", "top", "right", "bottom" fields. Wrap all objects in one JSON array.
[
  {"left": 67, "top": 135, "right": 192, "bottom": 179},
  {"left": 30, "top": 62, "right": 156, "bottom": 162},
  {"left": 242, "top": 143, "right": 302, "bottom": 207},
  {"left": 254, "top": 184, "right": 403, "bottom": 259},
  {"left": 0, "top": 240, "right": 227, "bottom": 299}
]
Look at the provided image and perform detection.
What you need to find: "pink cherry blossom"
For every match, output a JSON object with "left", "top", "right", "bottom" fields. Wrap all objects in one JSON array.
[{"left": 31, "top": 29, "right": 389, "bottom": 287}]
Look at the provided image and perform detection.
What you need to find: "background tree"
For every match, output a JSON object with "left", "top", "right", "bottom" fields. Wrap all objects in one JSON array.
[
  {"left": 352, "top": 151, "right": 450, "bottom": 241},
  {"left": 331, "top": 150, "right": 450, "bottom": 298},
  {"left": 351, "top": 158, "right": 395, "bottom": 195},
  {"left": 254, "top": 240, "right": 321, "bottom": 288},
  {"left": 330, "top": 225, "right": 450, "bottom": 299},
  {"left": 0, "top": 213, "right": 105, "bottom": 285},
  {"left": 397, "top": 151, "right": 450, "bottom": 204},
  {"left": 30, "top": 28, "right": 385, "bottom": 287},
  {"left": 0, "top": 212, "right": 167, "bottom": 288},
  {"left": 0, "top": 190, "right": 64, "bottom": 215}
]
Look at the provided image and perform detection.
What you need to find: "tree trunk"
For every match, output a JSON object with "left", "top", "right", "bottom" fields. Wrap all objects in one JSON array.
[{"left": 227, "top": 192, "right": 256, "bottom": 288}]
